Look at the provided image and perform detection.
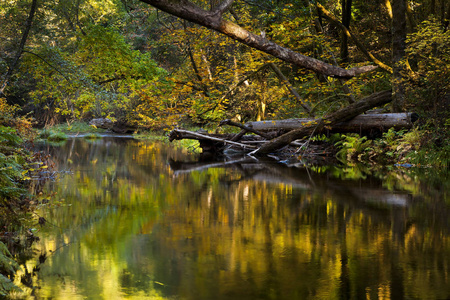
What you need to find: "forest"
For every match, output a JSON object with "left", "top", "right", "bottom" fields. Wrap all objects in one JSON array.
[
  {"left": 0, "top": 0, "right": 450, "bottom": 296},
  {"left": 0, "top": 0, "right": 449, "bottom": 155}
]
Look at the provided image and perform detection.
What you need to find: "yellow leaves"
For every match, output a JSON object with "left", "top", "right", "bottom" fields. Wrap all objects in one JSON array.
[{"left": 301, "top": 120, "right": 318, "bottom": 127}]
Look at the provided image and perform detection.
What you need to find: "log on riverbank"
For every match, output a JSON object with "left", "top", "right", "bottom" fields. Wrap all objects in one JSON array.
[
  {"left": 254, "top": 89, "right": 394, "bottom": 155},
  {"left": 245, "top": 112, "right": 418, "bottom": 134},
  {"left": 169, "top": 90, "right": 417, "bottom": 156}
]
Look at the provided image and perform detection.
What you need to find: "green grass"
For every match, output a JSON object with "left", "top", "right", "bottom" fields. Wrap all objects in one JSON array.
[
  {"left": 133, "top": 128, "right": 202, "bottom": 153},
  {"left": 83, "top": 133, "right": 102, "bottom": 140},
  {"left": 133, "top": 130, "right": 168, "bottom": 141},
  {"left": 45, "top": 121, "right": 107, "bottom": 134},
  {"left": 38, "top": 129, "right": 68, "bottom": 141}
]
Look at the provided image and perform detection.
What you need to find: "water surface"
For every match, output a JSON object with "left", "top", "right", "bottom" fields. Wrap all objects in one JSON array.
[{"left": 29, "top": 137, "right": 450, "bottom": 299}]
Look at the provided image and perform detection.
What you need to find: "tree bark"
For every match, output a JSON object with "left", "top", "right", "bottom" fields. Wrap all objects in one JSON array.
[
  {"left": 252, "top": 90, "right": 392, "bottom": 155},
  {"left": 340, "top": 0, "right": 353, "bottom": 62},
  {"left": 245, "top": 112, "right": 417, "bottom": 133},
  {"left": 406, "top": 1, "right": 416, "bottom": 31},
  {"left": 0, "top": 0, "right": 38, "bottom": 96},
  {"left": 444, "top": 1, "right": 450, "bottom": 31},
  {"left": 391, "top": 0, "right": 407, "bottom": 112},
  {"left": 138, "top": 0, "right": 377, "bottom": 78}
]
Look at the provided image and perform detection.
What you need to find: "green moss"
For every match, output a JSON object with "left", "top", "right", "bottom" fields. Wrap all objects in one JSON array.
[
  {"left": 83, "top": 133, "right": 102, "bottom": 140},
  {"left": 47, "top": 131, "right": 68, "bottom": 141}
]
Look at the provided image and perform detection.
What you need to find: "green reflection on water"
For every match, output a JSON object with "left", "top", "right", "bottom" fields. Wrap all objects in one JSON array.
[{"left": 29, "top": 138, "right": 450, "bottom": 300}]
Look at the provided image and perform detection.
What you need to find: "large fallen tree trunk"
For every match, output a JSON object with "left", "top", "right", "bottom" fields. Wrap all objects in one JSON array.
[
  {"left": 246, "top": 112, "right": 418, "bottom": 133},
  {"left": 169, "top": 89, "right": 395, "bottom": 156},
  {"left": 252, "top": 89, "right": 392, "bottom": 155}
]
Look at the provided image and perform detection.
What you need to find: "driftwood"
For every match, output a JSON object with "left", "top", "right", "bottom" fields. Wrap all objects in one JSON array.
[{"left": 168, "top": 89, "right": 419, "bottom": 156}]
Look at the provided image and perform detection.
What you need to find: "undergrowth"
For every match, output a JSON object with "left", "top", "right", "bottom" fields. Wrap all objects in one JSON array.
[
  {"left": 331, "top": 127, "right": 449, "bottom": 167},
  {"left": 0, "top": 99, "right": 50, "bottom": 296}
]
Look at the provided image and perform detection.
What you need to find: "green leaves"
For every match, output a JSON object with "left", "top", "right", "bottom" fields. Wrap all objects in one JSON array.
[
  {"left": 0, "top": 126, "right": 22, "bottom": 147},
  {"left": 24, "top": 23, "right": 167, "bottom": 122},
  {"left": 0, "top": 242, "right": 21, "bottom": 296}
]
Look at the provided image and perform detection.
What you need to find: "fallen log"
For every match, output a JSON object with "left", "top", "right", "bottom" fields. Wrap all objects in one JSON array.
[
  {"left": 169, "top": 90, "right": 398, "bottom": 156},
  {"left": 245, "top": 112, "right": 418, "bottom": 134},
  {"left": 252, "top": 89, "right": 393, "bottom": 155},
  {"left": 168, "top": 129, "right": 258, "bottom": 152},
  {"left": 219, "top": 119, "right": 272, "bottom": 139}
]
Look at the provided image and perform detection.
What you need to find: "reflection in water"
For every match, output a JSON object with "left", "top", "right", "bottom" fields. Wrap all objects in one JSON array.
[{"left": 26, "top": 137, "right": 450, "bottom": 299}]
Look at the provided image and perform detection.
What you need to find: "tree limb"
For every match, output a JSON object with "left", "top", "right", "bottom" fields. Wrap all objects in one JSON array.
[
  {"left": 138, "top": 0, "right": 377, "bottom": 78},
  {"left": 22, "top": 50, "right": 71, "bottom": 82},
  {"left": 0, "top": 0, "right": 38, "bottom": 96}
]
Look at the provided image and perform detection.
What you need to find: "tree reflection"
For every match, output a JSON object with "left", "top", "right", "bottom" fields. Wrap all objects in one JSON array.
[{"left": 29, "top": 138, "right": 450, "bottom": 299}]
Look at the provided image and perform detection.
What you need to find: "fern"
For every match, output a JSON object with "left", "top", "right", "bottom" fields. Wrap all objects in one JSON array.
[
  {"left": 0, "top": 126, "right": 22, "bottom": 147},
  {"left": 0, "top": 153, "right": 26, "bottom": 203},
  {"left": 336, "top": 134, "right": 373, "bottom": 162},
  {"left": 0, "top": 242, "right": 21, "bottom": 296}
]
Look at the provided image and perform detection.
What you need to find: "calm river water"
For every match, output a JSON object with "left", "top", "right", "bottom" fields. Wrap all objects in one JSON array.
[{"left": 24, "top": 137, "right": 450, "bottom": 299}]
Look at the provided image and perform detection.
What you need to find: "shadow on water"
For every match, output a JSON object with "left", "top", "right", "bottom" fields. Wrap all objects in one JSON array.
[{"left": 20, "top": 137, "right": 450, "bottom": 299}]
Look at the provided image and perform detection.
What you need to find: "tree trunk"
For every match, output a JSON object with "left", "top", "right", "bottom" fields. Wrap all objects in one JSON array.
[
  {"left": 444, "top": 1, "right": 450, "bottom": 31},
  {"left": 138, "top": 0, "right": 377, "bottom": 78},
  {"left": 253, "top": 90, "right": 392, "bottom": 155},
  {"left": 0, "top": 0, "right": 38, "bottom": 96},
  {"left": 317, "top": 4, "right": 392, "bottom": 73},
  {"left": 246, "top": 112, "right": 417, "bottom": 133},
  {"left": 385, "top": 0, "right": 393, "bottom": 19},
  {"left": 406, "top": 1, "right": 416, "bottom": 31},
  {"left": 184, "top": 21, "right": 210, "bottom": 97},
  {"left": 340, "top": 0, "right": 353, "bottom": 62},
  {"left": 391, "top": 0, "right": 407, "bottom": 112}
]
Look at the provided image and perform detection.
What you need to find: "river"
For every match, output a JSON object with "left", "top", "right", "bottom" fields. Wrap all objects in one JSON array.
[{"left": 21, "top": 136, "right": 450, "bottom": 299}]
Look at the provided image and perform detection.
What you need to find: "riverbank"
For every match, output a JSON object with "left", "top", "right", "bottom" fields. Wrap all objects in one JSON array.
[
  {"left": 18, "top": 137, "right": 450, "bottom": 299},
  {"left": 0, "top": 124, "right": 51, "bottom": 296},
  {"left": 38, "top": 121, "right": 449, "bottom": 168},
  {"left": 1, "top": 124, "right": 448, "bottom": 297}
]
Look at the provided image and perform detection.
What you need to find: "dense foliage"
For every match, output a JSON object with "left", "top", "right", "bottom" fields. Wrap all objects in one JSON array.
[
  {"left": 1, "top": 0, "right": 449, "bottom": 153},
  {"left": 0, "top": 1, "right": 449, "bottom": 295},
  {"left": 0, "top": 98, "right": 47, "bottom": 295}
]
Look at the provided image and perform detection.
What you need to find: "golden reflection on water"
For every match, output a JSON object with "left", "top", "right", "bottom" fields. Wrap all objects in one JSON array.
[{"left": 22, "top": 137, "right": 450, "bottom": 299}]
